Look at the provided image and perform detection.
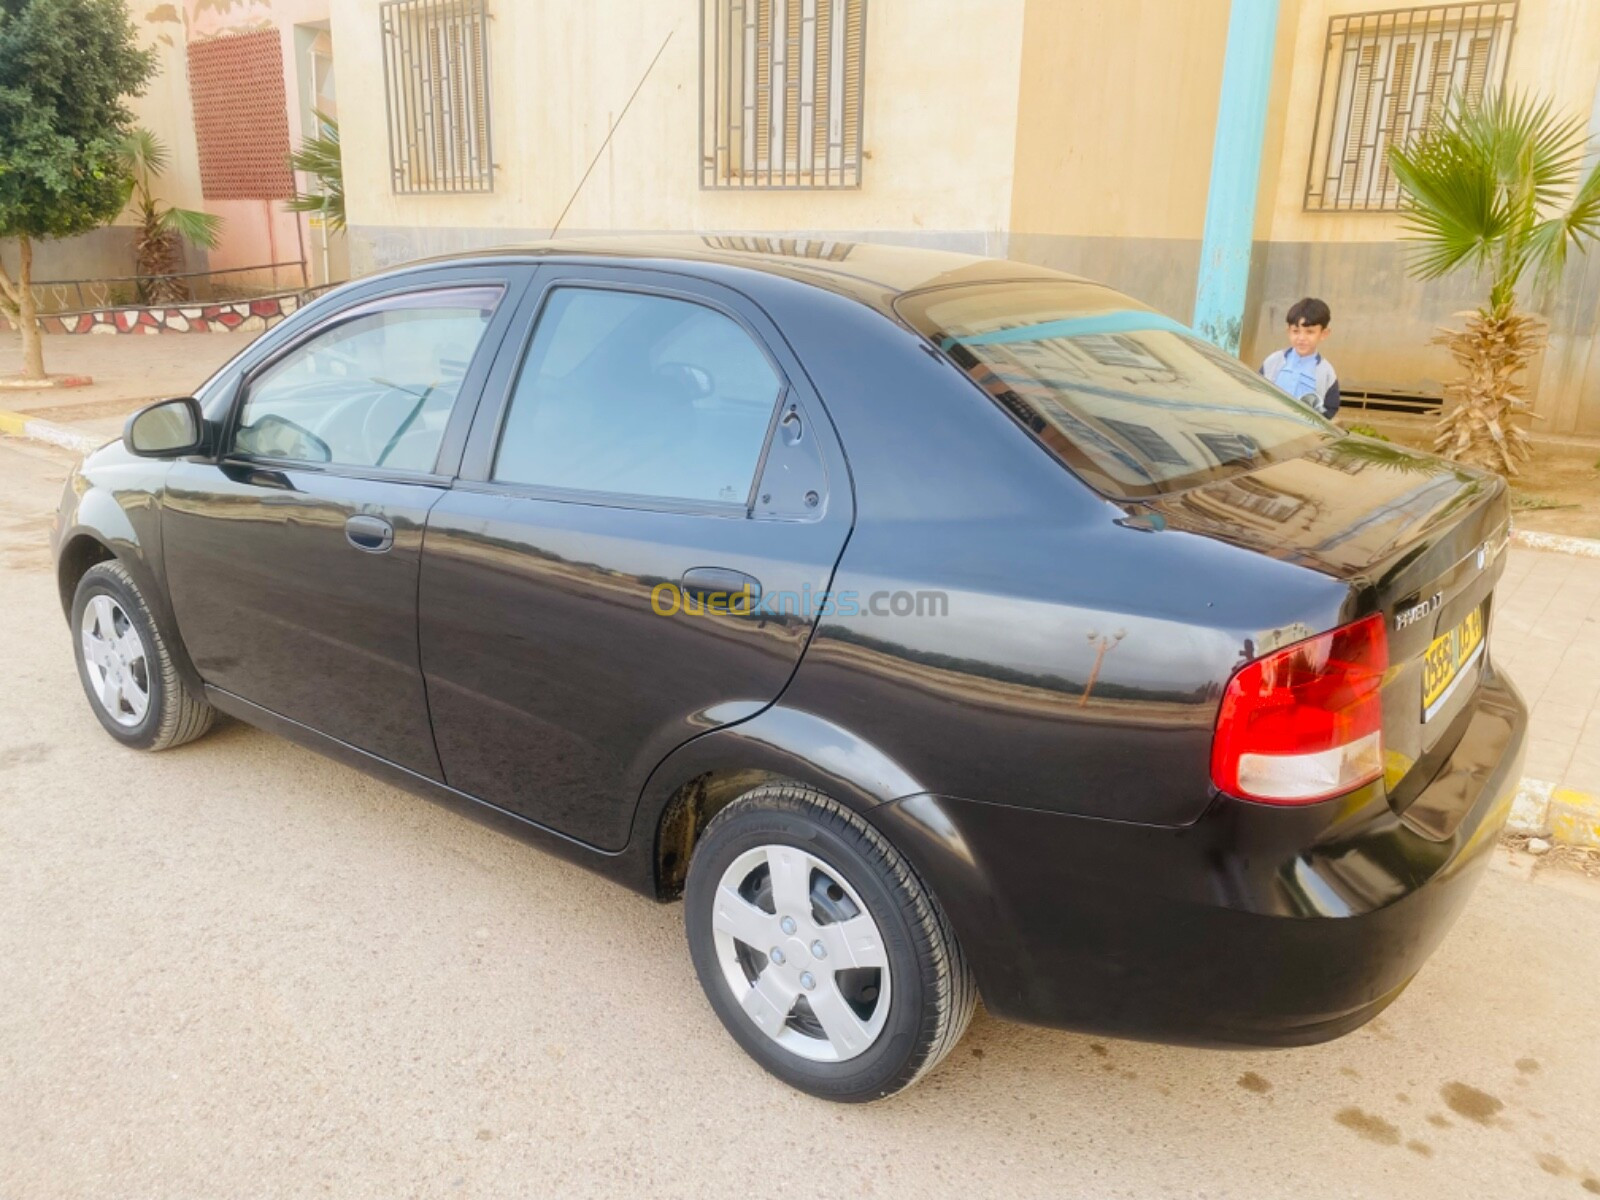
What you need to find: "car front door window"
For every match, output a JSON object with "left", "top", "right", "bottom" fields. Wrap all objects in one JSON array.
[
  {"left": 492, "top": 286, "right": 783, "bottom": 505},
  {"left": 235, "top": 286, "right": 504, "bottom": 473}
]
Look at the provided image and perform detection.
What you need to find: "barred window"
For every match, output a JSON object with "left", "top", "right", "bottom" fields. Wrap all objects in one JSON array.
[
  {"left": 381, "top": 0, "right": 493, "bottom": 194},
  {"left": 1305, "top": 2, "right": 1516, "bottom": 212},
  {"left": 700, "top": 0, "right": 867, "bottom": 189}
]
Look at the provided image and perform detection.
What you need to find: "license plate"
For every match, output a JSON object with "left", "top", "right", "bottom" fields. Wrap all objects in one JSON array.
[{"left": 1421, "top": 604, "right": 1485, "bottom": 721}]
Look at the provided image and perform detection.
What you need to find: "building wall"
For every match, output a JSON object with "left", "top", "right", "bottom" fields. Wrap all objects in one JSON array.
[
  {"left": 1242, "top": 0, "right": 1600, "bottom": 432},
  {"left": 1007, "top": 0, "right": 1231, "bottom": 323},
  {"left": 0, "top": 230, "right": 139, "bottom": 295},
  {"left": 333, "top": 0, "right": 1030, "bottom": 270},
  {"left": 324, "top": 0, "right": 1600, "bottom": 431}
]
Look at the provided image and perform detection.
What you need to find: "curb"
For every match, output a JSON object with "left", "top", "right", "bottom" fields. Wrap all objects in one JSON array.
[
  {"left": 1509, "top": 529, "right": 1600, "bottom": 559},
  {"left": 0, "top": 409, "right": 103, "bottom": 456},
  {"left": 1507, "top": 777, "right": 1600, "bottom": 849}
]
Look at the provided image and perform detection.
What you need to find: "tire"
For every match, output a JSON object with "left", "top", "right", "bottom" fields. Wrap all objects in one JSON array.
[
  {"left": 684, "top": 782, "right": 976, "bottom": 1102},
  {"left": 71, "top": 560, "right": 215, "bottom": 752}
]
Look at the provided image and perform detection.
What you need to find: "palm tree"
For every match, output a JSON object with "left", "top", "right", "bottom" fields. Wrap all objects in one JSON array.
[
  {"left": 1387, "top": 91, "right": 1600, "bottom": 475},
  {"left": 119, "top": 129, "right": 223, "bottom": 305},
  {"left": 286, "top": 111, "right": 345, "bottom": 234}
]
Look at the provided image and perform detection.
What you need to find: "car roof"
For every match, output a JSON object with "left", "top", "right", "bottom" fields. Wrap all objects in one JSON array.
[{"left": 392, "top": 234, "right": 1107, "bottom": 317}]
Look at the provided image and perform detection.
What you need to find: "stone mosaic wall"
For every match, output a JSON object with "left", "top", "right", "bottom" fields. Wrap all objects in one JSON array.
[{"left": 1, "top": 293, "right": 300, "bottom": 335}]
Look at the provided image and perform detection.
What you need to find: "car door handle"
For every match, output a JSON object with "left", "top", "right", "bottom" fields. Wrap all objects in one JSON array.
[
  {"left": 680, "top": 567, "right": 762, "bottom": 610},
  {"left": 345, "top": 514, "right": 395, "bottom": 554}
]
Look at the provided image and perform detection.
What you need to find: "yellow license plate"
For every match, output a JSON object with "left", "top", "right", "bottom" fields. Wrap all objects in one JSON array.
[{"left": 1422, "top": 605, "right": 1485, "bottom": 720}]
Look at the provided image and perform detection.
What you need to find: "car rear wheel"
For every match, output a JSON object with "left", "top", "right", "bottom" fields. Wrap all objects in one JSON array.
[
  {"left": 684, "top": 782, "right": 976, "bottom": 1101},
  {"left": 72, "top": 560, "right": 214, "bottom": 751}
]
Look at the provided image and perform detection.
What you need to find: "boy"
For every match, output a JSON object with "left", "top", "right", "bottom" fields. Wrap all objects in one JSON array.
[{"left": 1260, "top": 297, "right": 1340, "bottom": 418}]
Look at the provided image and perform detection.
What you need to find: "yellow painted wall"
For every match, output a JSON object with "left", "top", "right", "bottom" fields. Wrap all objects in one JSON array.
[
  {"left": 1009, "top": 0, "right": 1231, "bottom": 242},
  {"left": 127, "top": 3, "right": 206, "bottom": 220},
  {"left": 331, "top": 0, "right": 1029, "bottom": 242}
]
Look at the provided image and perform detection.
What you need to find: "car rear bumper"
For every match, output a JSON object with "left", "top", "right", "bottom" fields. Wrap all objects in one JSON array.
[{"left": 869, "top": 665, "right": 1527, "bottom": 1047}]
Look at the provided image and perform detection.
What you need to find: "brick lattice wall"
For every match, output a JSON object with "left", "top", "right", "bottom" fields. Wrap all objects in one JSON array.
[{"left": 187, "top": 29, "right": 294, "bottom": 200}]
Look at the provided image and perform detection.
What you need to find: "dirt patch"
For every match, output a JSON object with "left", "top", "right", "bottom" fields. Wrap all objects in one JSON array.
[
  {"left": 1335, "top": 1107, "right": 1401, "bottom": 1146},
  {"left": 1504, "top": 834, "right": 1600, "bottom": 877},
  {"left": 1441, "top": 1081, "right": 1505, "bottom": 1125},
  {"left": 1508, "top": 452, "right": 1600, "bottom": 538},
  {"left": 1516, "top": 1058, "right": 1541, "bottom": 1075},
  {"left": 1237, "top": 1072, "right": 1272, "bottom": 1095},
  {"left": 1406, "top": 1140, "right": 1433, "bottom": 1157}
]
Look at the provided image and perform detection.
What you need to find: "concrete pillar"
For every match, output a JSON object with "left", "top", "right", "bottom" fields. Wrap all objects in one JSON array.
[{"left": 1193, "top": 0, "right": 1279, "bottom": 356}]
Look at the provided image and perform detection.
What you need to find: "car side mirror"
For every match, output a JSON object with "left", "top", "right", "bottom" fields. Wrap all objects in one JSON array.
[{"left": 124, "top": 397, "right": 208, "bottom": 458}]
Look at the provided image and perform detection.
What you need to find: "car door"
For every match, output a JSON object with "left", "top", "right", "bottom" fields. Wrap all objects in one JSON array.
[
  {"left": 161, "top": 267, "right": 530, "bottom": 780},
  {"left": 418, "top": 265, "right": 852, "bottom": 849}
]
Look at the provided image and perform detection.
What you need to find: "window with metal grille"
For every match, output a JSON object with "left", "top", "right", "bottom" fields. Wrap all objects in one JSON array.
[
  {"left": 1305, "top": 2, "right": 1517, "bottom": 212},
  {"left": 381, "top": 0, "right": 493, "bottom": 194},
  {"left": 700, "top": 0, "right": 867, "bottom": 189}
]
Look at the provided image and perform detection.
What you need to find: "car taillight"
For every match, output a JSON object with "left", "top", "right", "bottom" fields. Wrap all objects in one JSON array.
[{"left": 1211, "top": 614, "right": 1388, "bottom": 805}]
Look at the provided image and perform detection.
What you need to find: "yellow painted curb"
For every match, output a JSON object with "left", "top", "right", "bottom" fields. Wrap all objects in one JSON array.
[
  {"left": 0, "top": 407, "right": 101, "bottom": 454},
  {"left": 1549, "top": 787, "right": 1600, "bottom": 850}
]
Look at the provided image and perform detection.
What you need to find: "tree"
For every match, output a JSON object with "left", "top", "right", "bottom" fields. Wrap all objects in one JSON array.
[
  {"left": 0, "top": 0, "right": 154, "bottom": 380},
  {"left": 1387, "top": 91, "right": 1600, "bottom": 475},
  {"left": 286, "top": 111, "right": 345, "bottom": 234},
  {"left": 120, "top": 129, "right": 222, "bottom": 305}
]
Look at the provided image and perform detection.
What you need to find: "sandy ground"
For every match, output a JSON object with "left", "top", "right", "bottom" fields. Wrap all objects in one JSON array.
[
  {"left": 2, "top": 436, "right": 1599, "bottom": 1199},
  {"left": 0, "top": 331, "right": 256, "bottom": 444}
]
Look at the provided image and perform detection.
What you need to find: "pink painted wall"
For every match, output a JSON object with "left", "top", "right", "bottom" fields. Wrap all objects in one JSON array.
[{"left": 181, "top": 0, "right": 331, "bottom": 287}]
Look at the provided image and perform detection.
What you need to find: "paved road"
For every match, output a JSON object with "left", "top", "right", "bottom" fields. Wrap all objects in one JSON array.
[{"left": 2, "top": 438, "right": 1598, "bottom": 1199}]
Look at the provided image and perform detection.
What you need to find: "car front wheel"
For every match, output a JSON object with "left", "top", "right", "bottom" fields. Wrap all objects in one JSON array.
[
  {"left": 684, "top": 782, "right": 976, "bottom": 1101},
  {"left": 71, "top": 560, "right": 215, "bottom": 751}
]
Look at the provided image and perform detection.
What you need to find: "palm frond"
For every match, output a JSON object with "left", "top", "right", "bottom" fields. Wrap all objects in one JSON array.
[
  {"left": 1527, "top": 158, "right": 1600, "bottom": 286},
  {"left": 118, "top": 127, "right": 169, "bottom": 178},
  {"left": 1387, "top": 88, "right": 1598, "bottom": 302},
  {"left": 159, "top": 206, "right": 224, "bottom": 250},
  {"left": 287, "top": 111, "right": 345, "bottom": 233}
]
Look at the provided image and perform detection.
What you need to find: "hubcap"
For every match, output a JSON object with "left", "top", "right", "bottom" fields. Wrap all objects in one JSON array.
[
  {"left": 710, "top": 844, "right": 891, "bottom": 1063},
  {"left": 79, "top": 594, "right": 150, "bottom": 728}
]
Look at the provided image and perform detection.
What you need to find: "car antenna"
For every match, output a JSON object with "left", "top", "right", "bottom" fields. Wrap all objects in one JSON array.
[{"left": 548, "top": 28, "right": 674, "bottom": 239}]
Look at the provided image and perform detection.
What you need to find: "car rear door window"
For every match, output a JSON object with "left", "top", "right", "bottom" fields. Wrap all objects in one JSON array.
[
  {"left": 896, "top": 281, "right": 1335, "bottom": 499},
  {"left": 492, "top": 287, "right": 783, "bottom": 505},
  {"left": 234, "top": 286, "right": 504, "bottom": 473}
]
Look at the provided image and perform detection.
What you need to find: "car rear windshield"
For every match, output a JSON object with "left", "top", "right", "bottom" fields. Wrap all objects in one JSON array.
[{"left": 896, "top": 281, "right": 1335, "bottom": 499}]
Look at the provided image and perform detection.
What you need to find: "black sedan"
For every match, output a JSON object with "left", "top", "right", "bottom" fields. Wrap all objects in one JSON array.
[{"left": 52, "top": 237, "right": 1526, "bottom": 1101}]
